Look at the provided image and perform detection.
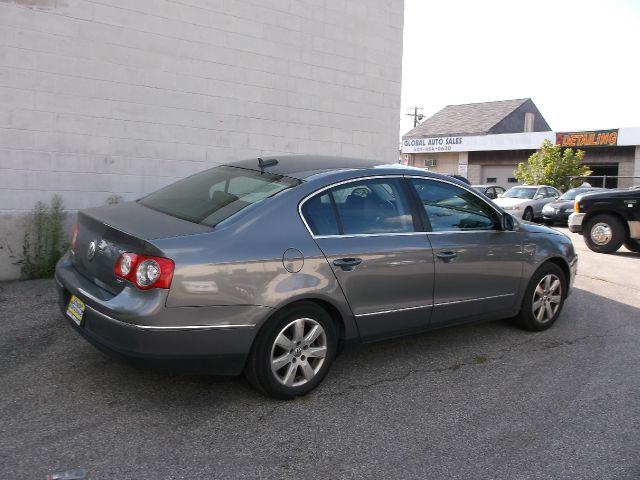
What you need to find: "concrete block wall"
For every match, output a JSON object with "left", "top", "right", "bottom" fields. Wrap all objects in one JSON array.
[{"left": 0, "top": 0, "right": 405, "bottom": 279}]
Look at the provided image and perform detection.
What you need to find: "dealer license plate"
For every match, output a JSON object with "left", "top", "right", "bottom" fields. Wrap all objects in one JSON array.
[{"left": 66, "top": 295, "right": 85, "bottom": 326}]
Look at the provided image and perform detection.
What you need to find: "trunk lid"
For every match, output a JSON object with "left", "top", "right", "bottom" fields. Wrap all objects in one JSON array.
[{"left": 72, "top": 201, "right": 211, "bottom": 294}]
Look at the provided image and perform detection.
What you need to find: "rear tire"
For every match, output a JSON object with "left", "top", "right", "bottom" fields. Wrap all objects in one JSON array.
[
  {"left": 515, "top": 263, "right": 567, "bottom": 332},
  {"left": 583, "top": 214, "right": 625, "bottom": 253},
  {"left": 624, "top": 238, "right": 640, "bottom": 253},
  {"left": 245, "top": 302, "right": 337, "bottom": 399}
]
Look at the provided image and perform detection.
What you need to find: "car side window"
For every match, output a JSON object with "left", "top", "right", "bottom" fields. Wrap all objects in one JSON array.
[
  {"left": 410, "top": 179, "right": 500, "bottom": 232},
  {"left": 301, "top": 178, "right": 415, "bottom": 236},
  {"left": 331, "top": 179, "right": 415, "bottom": 235},
  {"left": 300, "top": 192, "right": 339, "bottom": 236}
]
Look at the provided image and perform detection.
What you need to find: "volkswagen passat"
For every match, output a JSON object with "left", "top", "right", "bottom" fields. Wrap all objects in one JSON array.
[{"left": 55, "top": 156, "right": 578, "bottom": 399}]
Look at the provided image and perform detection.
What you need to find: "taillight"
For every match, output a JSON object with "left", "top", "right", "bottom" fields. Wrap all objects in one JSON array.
[
  {"left": 70, "top": 223, "right": 79, "bottom": 253},
  {"left": 115, "top": 253, "right": 174, "bottom": 290},
  {"left": 574, "top": 200, "right": 580, "bottom": 213}
]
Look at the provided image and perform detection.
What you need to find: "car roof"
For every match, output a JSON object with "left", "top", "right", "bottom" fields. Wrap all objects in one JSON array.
[
  {"left": 225, "top": 155, "right": 386, "bottom": 180},
  {"left": 224, "top": 155, "right": 463, "bottom": 183},
  {"left": 472, "top": 184, "right": 503, "bottom": 188}
]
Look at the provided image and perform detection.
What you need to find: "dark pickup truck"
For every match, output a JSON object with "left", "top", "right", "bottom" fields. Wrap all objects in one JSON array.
[{"left": 568, "top": 187, "right": 640, "bottom": 253}]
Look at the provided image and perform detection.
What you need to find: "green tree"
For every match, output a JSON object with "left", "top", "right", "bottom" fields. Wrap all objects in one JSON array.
[{"left": 514, "top": 139, "right": 592, "bottom": 192}]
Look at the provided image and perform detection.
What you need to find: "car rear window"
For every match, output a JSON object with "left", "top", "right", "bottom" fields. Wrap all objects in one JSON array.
[{"left": 139, "top": 166, "right": 299, "bottom": 226}]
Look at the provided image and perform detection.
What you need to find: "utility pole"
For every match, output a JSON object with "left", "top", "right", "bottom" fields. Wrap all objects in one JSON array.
[{"left": 406, "top": 106, "right": 424, "bottom": 128}]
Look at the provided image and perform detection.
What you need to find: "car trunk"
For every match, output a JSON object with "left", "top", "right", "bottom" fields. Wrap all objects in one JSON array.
[{"left": 71, "top": 201, "right": 212, "bottom": 295}]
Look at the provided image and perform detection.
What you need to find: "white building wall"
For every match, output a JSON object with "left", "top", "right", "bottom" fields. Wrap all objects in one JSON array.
[{"left": 0, "top": 0, "right": 404, "bottom": 279}]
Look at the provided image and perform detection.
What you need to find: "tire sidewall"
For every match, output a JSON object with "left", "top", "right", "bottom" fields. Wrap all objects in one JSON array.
[
  {"left": 584, "top": 214, "right": 625, "bottom": 253},
  {"left": 248, "top": 302, "right": 337, "bottom": 399},
  {"left": 519, "top": 263, "right": 567, "bottom": 331},
  {"left": 523, "top": 208, "right": 533, "bottom": 222}
]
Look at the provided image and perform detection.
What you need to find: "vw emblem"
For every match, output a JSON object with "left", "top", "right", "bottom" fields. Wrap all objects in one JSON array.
[{"left": 87, "top": 241, "right": 96, "bottom": 261}]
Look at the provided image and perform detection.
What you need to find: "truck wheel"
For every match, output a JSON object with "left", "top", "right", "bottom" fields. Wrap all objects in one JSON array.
[
  {"left": 583, "top": 214, "right": 625, "bottom": 253},
  {"left": 624, "top": 238, "right": 640, "bottom": 253}
]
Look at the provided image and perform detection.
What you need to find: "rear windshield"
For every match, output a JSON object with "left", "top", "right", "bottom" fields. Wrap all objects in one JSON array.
[{"left": 139, "top": 166, "right": 299, "bottom": 226}]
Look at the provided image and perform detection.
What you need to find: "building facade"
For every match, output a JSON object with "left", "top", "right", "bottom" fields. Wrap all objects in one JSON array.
[
  {"left": 402, "top": 99, "right": 640, "bottom": 190},
  {"left": 0, "top": 0, "right": 404, "bottom": 279}
]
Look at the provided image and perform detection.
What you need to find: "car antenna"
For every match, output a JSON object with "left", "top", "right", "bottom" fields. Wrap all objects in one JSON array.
[{"left": 258, "top": 157, "right": 278, "bottom": 171}]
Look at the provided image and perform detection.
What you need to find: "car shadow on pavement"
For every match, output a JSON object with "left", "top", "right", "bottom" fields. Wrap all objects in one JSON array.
[{"left": 1, "top": 280, "right": 638, "bottom": 409}]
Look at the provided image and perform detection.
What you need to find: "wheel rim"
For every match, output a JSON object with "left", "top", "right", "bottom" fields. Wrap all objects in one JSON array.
[
  {"left": 270, "top": 318, "right": 327, "bottom": 387},
  {"left": 590, "top": 222, "right": 612, "bottom": 245},
  {"left": 523, "top": 210, "right": 532, "bottom": 221},
  {"left": 532, "top": 274, "right": 562, "bottom": 323}
]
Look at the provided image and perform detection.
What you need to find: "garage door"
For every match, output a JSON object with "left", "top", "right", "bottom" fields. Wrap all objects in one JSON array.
[{"left": 481, "top": 165, "right": 520, "bottom": 190}]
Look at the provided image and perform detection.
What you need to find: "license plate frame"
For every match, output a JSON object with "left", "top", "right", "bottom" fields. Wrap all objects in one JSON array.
[{"left": 66, "top": 295, "right": 86, "bottom": 326}]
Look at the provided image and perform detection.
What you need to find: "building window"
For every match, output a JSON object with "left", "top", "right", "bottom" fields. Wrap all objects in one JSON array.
[
  {"left": 508, "top": 177, "right": 518, "bottom": 183},
  {"left": 486, "top": 177, "right": 497, "bottom": 183},
  {"left": 524, "top": 112, "right": 535, "bottom": 132}
]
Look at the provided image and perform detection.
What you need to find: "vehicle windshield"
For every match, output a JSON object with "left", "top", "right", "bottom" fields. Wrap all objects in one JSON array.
[
  {"left": 139, "top": 165, "right": 299, "bottom": 226},
  {"left": 559, "top": 188, "right": 593, "bottom": 200},
  {"left": 502, "top": 187, "right": 537, "bottom": 199}
]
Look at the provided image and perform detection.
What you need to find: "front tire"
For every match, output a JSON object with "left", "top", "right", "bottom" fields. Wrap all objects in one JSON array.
[
  {"left": 522, "top": 208, "right": 534, "bottom": 222},
  {"left": 245, "top": 302, "right": 337, "bottom": 399},
  {"left": 624, "top": 238, "right": 640, "bottom": 253},
  {"left": 515, "top": 263, "right": 567, "bottom": 331},
  {"left": 583, "top": 214, "right": 625, "bottom": 253}
]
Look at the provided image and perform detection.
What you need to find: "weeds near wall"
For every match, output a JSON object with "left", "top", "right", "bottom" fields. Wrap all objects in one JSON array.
[{"left": 17, "top": 195, "right": 68, "bottom": 279}]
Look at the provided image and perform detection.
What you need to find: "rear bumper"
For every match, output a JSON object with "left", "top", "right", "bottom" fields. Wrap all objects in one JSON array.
[
  {"left": 568, "top": 213, "right": 586, "bottom": 233},
  {"left": 55, "top": 253, "right": 270, "bottom": 375}
]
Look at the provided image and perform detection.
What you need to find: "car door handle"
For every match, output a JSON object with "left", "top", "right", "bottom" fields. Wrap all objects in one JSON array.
[
  {"left": 333, "top": 258, "right": 362, "bottom": 271},
  {"left": 436, "top": 251, "right": 458, "bottom": 263}
]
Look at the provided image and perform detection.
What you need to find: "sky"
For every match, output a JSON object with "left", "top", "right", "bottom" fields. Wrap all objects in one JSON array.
[{"left": 399, "top": 0, "right": 640, "bottom": 138}]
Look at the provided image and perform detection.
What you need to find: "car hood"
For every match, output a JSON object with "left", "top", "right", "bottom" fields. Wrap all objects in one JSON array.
[
  {"left": 517, "top": 221, "right": 563, "bottom": 236},
  {"left": 546, "top": 200, "right": 573, "bottom": 209},
  {"left": 494, "top": 197, "right": 529, "bottom": 207}
]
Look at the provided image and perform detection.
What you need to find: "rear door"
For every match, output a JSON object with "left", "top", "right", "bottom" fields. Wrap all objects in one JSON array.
[
  {"left": 408, "top": 177, "right": 524, "bottom": 326},
  {"left": 301, "top": 177, "right": 435, "bottom": 339}
]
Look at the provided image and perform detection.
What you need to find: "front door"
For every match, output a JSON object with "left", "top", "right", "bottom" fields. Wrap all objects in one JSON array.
[
  {"left": 301, "top": 177, "right": 435, "bottom": 339},
  {"left": 408, "top": 177, "right": 524, "bottom": 326}
]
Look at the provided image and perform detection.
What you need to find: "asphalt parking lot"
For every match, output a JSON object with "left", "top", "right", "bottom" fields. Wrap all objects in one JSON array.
[{"left": 1, "top": 227, "right": 639, "bottom": 480}]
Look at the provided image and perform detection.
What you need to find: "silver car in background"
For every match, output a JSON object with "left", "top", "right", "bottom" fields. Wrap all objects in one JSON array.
[
  {"left": 55, "top": 156, "right": 577, "bottom": 399},
  {"left": 494, "top": 185, "right": 561, "bottom": 221}
]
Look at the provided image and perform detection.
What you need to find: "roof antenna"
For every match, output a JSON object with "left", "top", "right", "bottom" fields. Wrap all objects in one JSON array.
[{"left": 258, "top": 157, "right": 278, "bottom": 170}]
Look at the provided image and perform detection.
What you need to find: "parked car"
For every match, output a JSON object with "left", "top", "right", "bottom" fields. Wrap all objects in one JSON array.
[
  {"left": 568, "top": 187, "right": 640, "bottom": 253},
  {"left": 542, "top": 187, "right": 605, "bottom": 225},
  {"left": 55, "top": 156, "right": 577, "bottom": 399},
  {"left": 472, "top": 184, "right": 506, "bottom": 200},
  {"left": 493, "top": 185, "right": 561, "bottom": 221}
]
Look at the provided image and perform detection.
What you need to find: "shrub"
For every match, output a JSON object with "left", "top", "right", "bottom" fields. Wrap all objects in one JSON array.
[{"left": 17, "top": 195, "right": 68, "bottom": 279}]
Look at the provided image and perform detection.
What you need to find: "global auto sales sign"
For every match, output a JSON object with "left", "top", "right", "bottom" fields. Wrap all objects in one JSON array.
[{"left": 555, "top": 129, "right": 618, "bottom": 148}]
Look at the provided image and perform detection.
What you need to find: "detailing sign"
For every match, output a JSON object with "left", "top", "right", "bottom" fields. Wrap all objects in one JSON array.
[{"left": 555, "top": 129, "right": 618, "bottom": 148}]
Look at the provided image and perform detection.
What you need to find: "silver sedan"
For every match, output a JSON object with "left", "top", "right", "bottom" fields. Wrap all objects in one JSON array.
[{"left": 55, "top": 156, "right": 577, "bottom": 399}]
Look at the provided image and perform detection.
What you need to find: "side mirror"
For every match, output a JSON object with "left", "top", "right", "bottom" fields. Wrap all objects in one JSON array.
[
  {"left": 554, "top": 195, "right": 559, "bottom": 199},
  {"left": 535, "top": 194, "right": 544, "bottom": 199},
  {"left": 497, "top": 193, "right": 503, "bottom": 198},
  {"left": 503, "top": 213, "right": 518, "bottom": 231}
]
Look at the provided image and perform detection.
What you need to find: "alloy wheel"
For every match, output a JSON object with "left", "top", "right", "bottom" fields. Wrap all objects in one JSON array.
[
  {"left": 270, "top": 318, "right": 327, "bottom": 387},
  {"left": 531, "top": 273, "right": 562, "bottom": 323}
]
